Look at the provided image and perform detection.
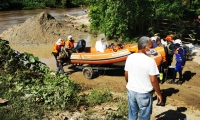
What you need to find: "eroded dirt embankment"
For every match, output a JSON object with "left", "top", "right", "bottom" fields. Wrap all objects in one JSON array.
[{"left": 0, "top": 12, "right": 88, "bottom": 45}]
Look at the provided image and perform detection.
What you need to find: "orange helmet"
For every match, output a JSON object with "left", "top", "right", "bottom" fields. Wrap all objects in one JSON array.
[{"left": 165, "top": 36, "right": 173, "bottom": 42}]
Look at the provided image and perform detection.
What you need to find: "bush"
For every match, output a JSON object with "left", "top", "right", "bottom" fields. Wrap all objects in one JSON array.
[
  {"left": 86, "top": 88, "right": 113, "bottom": 106},
  {"left": 0, "top": 39, "right": 126, "bottom": 119},
  {"left": 22, "top": 2, "right": 45, "bottom": 10},
  {"left": 0, "top": 39, "right": 81, "bottom": 119}
]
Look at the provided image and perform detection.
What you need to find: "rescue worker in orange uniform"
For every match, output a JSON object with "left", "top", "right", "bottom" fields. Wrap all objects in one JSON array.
[
  {"left": 52, "top": 38, "right": 65, "bottom": 75},
  {"left": 165, "top": 35, "right": 175, "bottom": 66},
  {"left": 66, "top": 35, "right": 76, "bottom": 51}
]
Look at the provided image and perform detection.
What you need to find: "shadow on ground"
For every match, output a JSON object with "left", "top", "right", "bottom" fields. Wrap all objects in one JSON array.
[
  {"left": 155, "top": 107, "right": 187, "bottom": 120},
  {"left": 164, "top": 67, "right": 196, "bottom": 84},
  {"left": 153, "top": 88, "right": 179, "bottom": 106},
  {"left": 182, "top": 71, "right": 196, "bottom": 82}
]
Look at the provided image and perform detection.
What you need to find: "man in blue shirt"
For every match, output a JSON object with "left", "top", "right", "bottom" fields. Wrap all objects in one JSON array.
[{"left": 168, "top": 39, "right": 186, "bottom": 85}]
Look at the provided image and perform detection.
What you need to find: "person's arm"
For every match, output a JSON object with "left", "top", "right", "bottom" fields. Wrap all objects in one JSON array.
[
  {"left": 124, "top": 55, "right": 130, "bottom": 83},
  {"left": 175, "top": 54, "right": 182, "bottom": 63},
  {"left": 178, "top": 48, "right": 186, "bottom": 66},
  {"left": 125, "top": 71, "right": 128, "bottom": 83},
  {"left": 150, "top": 75, "right": 162, "bottom": 104}
]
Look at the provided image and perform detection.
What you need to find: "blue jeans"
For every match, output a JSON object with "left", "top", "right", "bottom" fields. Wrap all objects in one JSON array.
[
  {"left": 55, "top": 59, "right": 65, "bottom": 75},
  {"left": 127, "top": 89, "right": 153, "bottom": 120}
]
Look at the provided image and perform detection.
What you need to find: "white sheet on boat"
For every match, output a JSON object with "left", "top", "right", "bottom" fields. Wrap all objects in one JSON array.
[{"left": 95, "top": 38, "right": 108, "bottom": 52}]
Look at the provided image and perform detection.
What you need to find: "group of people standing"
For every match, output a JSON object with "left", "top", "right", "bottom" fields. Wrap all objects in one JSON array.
[
  {"left": 52, "top": 35, "right": 76, "bottom": 75},
  {"left": 149, "top": 35, "right": 186, "bottom": 85},
  {"left": 124, "top": 35, "right": 187, "bottom": 119},
  {"left": 165, "top": 36, "right": 186, "bottom": 85}
]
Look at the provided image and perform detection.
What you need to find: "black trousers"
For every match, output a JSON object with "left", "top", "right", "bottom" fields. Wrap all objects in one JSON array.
[{"left": 172, "top": 70, "right": 182, "bottom": 81}]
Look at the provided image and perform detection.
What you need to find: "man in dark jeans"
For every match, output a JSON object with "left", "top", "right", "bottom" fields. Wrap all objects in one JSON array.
[
  {"left": 168, "top": 39, "right": 186, "bottom": 85},
  {"left": 52, "top": 39, "right": 65, "bottom": 75}
]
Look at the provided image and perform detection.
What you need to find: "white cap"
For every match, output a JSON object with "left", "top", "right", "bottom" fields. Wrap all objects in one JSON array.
[
  {"left": 151, "top": 36, "right": 158, "bottom": 41},
  {"left": 174, "top": 39, "right": 182, "bottom": 45},
  {"left": 68, "top": 35, "right": 72, "bottom": 40},
  {"left": 56, "top": 38, "right": 62, "bottom": 45}
]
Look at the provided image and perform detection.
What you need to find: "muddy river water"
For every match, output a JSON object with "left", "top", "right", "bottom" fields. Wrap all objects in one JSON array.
[{"left": 0, "top": 8, "right": 86, "bottom": 34}]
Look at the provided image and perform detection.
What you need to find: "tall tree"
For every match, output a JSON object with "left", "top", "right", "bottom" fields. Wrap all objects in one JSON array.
[
  {"left": 87, "top": 0, "right": 192, "bottom": 41},
  {"left": 88, "top": 0, "right": 153, "bottom": 41},
  {"left": 0, "top": 0, "right": 11, "bottom": 10}
]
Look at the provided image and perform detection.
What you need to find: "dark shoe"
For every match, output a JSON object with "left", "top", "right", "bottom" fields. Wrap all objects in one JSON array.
[
  {"left": 159, "top": 80, "right": 164, "bottom": 84},
  {"left": 156, "top": 102, "right": 165, "bottom": 106},
  {"left": 167, "top": 80, "right": 175, "bottom": 84},
  {"left": 66, "top": 71, "right": 71, "bottom": 75},
  {"left": 175, "top": 81, "right": 182, "bottom": 85}
]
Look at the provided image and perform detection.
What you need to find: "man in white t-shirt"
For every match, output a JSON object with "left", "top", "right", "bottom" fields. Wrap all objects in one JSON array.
[{"left": 124, "top": 36, "right": 162, "bottom": 120}]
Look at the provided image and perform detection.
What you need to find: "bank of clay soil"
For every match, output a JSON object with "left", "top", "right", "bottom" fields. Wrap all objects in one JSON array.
[
  {"left": 1, "top": 12, "right": 200, "bottom": 119},
  {"left": 0, "top": 12, "right": 88, "bottom": 45}
]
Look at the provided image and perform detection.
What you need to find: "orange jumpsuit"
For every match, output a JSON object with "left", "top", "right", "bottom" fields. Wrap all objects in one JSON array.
[
  {"left": 53, "top": 41, "right": 65, "bottom": 54},
  {"left": 66, "top": 40, "right": 75, "bottom": 49}
]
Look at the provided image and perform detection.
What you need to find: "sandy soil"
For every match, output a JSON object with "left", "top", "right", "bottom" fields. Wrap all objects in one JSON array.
[
  {"left": 3, "top": 12, "right": 200, "bottom": 119},
  {"left": 68, "top": 60, "right": 200, "bottom": 120}
]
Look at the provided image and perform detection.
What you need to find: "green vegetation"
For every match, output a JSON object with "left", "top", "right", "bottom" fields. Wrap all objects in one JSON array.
[
  {"left": 87, "top": 0, "right": 200, "bottom": 42},
  {"left": 0, "top": 39, "right": 80, "bottom": 118},
  {"left": 0, "top": 0, "right": 82, "bottom": 10},
  {"left": 88, "top": 0, "right": 154, "bottom": 42},
  {"left": 85, "top": 88, "right": 113, "bottom": 106},
  {"left": 105, "top": 96, "right": 128, "bottom": 120},
  {"left": 0, "top": 39, "right": 124, "bottom": 119}
]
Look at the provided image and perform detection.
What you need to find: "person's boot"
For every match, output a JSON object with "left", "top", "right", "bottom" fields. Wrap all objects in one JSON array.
[
  {"left": 176, "top": 80, "right": 182, "bottom": 85},
  {"left": 176, "top": 78, "right": 183, "bottom": 85},
  {"left": 159, "top": 73, "right": 164, "bottom": 84},
  {"left": 159, "top": 80, "right": 164, "bottom": 84},
  {"left": 168, "top": 80, "right": 175, "bottom": 84}
]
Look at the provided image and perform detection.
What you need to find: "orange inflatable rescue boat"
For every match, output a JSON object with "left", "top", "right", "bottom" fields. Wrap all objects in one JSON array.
[
  {"left": 69, "top": 39, "right": 163, "bottom": 67},
  {"left": 65, "top": 39, "right": 164, "bottom": 79}
]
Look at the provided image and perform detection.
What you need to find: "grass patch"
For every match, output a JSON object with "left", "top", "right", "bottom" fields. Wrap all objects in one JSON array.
[
  {"left": 0, "top": 96, "right": 44, "bottom": 120},
  {"left": 105, "top": 95, "right": 128, "bottom": 120},
  {"left": 85, "top": 88, "right": 113, "bottom": 106}
]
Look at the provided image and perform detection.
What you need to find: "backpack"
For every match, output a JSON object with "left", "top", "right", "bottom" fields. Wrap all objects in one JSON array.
[
  {"left": 179, "top": 47, "right": 186, "bottom": 60},
  {"left": 59, "top": 47, "right": 69, "bottom": 59},
  {"left": 167, "top": 43, "right": 175, "bottom": 55}
]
